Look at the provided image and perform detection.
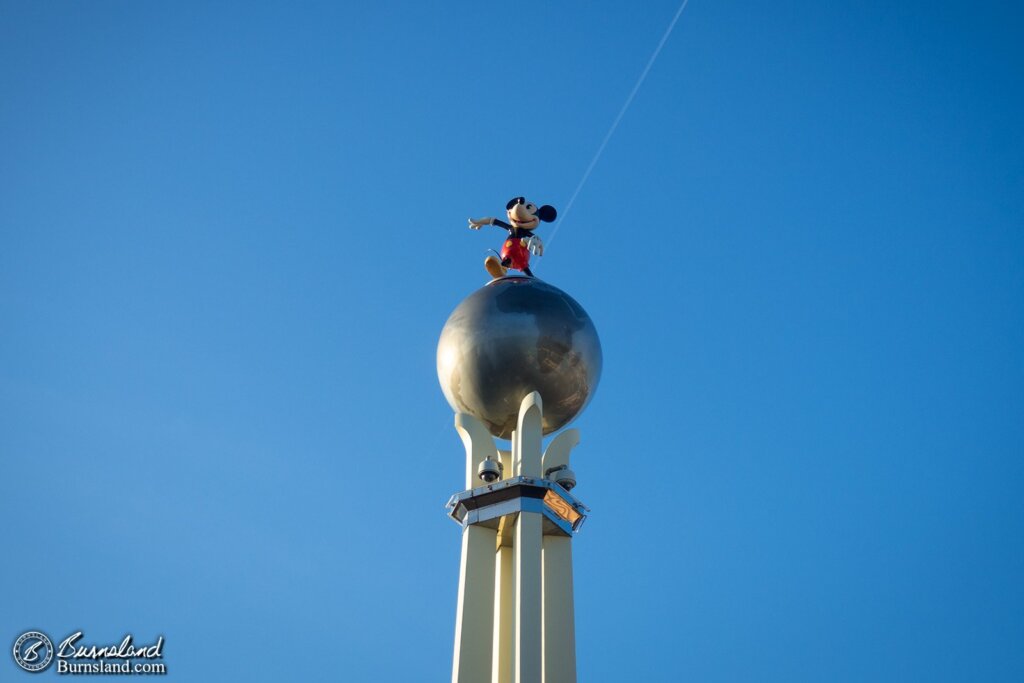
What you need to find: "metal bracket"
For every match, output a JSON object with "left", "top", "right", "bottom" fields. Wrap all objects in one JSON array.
[{"left": 446, "top": 475, "right": 589, "bottom": 537}]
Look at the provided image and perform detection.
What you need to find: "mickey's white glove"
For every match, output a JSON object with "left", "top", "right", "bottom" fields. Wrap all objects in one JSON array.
[
  {"left": 468, "top": 217, "right": 492, "bottom": 230},
  {"left": 526, "top": 235, "right": 544, "bottom": 256}
]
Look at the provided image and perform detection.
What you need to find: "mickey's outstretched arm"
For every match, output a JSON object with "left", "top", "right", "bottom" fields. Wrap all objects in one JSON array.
[{"left": 468, "top": 217, "right": 513, "bottom": 230}]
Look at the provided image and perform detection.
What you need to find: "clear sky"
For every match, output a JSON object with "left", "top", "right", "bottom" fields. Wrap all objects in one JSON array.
[{"left": 2, "top": 1, "right": 1022, "bottom": 681}]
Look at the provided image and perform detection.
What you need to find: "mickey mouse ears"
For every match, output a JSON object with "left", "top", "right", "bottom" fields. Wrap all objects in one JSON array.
[{"left": 537, "top": 205, "right": 557, "bottom": 223}]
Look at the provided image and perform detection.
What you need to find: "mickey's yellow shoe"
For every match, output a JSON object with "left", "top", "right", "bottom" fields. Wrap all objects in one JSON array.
[{"left": 484, "top": 255, "right": 507, "bottom": 280}]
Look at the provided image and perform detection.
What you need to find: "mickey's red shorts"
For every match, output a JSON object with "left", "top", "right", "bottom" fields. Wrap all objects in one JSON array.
[{"left": 501, "top": 238, "right": 531, "bottom": 271}]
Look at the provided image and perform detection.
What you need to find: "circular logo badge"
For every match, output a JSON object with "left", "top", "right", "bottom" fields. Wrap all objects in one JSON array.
[{"left": 12, "top": 631, "right": 54, "bottom": 673}]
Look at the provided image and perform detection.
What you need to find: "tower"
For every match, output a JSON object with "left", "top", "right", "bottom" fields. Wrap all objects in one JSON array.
[{"left": 437, "top": 277, "right": 602, "bottom": 683}]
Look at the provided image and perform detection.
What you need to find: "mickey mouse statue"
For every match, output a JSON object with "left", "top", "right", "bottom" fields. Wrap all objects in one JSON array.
[{"left": 468, "top": 196, "right": 557, "bottom": 279}]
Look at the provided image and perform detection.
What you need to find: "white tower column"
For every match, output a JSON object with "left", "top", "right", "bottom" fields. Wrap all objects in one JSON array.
[
  {"left": 493, "top": 543, "right": 515, "bottom": 683},
  {"left": 493, "top": 445, "right": 515, "bottom": 683},
  {"left": 513, "top": 393, "right": 544, "bottom": 683},
  {"left": 447, "top": 393, "right": 585, "bottom": 683},
  {"left": 452, "top": 414, "right": 499, "bottom": 683},
  {"left": 452, "top": 526, "right": 496, "bottom": 683},
  {"left": 541, "top": 429, "right": 581, "bottom": 683},
  {"left": 542, "top": 536, "right": 576, "bottom": 683}
]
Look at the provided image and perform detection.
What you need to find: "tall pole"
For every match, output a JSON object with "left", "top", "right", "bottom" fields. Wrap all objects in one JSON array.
[
  {"left": 447, "top": 393, "right": 586, "bottom": 683},
  {"left": 513, "top": 393, "right": 543, "bottom": 682},
  {"left": 451, "top": 414, "right": 498, "bottom": 683},
  {"left": 541, "top": 429, "right": 581, "bottom": 683}
]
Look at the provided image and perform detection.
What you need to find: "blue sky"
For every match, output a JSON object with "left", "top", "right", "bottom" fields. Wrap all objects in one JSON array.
[{"left": 1, "top": 1, "right": 1022, "bottom": 680}]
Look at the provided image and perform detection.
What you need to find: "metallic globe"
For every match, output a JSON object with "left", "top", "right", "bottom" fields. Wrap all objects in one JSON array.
[{"left": 437, "top": 277, "right": 602, "bottom": 439}]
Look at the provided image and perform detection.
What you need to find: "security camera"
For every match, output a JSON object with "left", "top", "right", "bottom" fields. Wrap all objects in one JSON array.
[
  {"left": 545, "top": 465, "right": 576, "bottom": 491},
  {"left": 478, "top": 457, "right": 503, "bottom": 483}
]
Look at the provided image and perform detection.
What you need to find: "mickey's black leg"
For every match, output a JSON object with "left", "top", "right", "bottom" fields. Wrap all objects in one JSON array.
[
  {"left": 522, "top": 266, "right": 534, "bottom": 277},
  {"left": 501, "top": 258, "right": 512, "bottom": 267}
]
